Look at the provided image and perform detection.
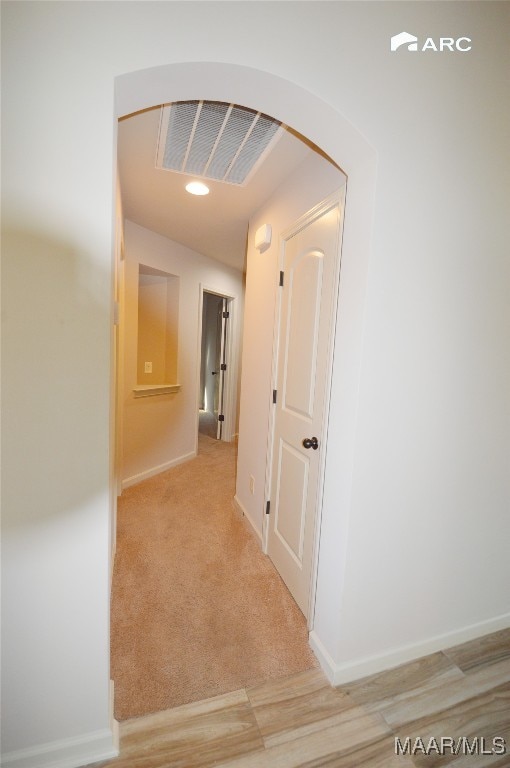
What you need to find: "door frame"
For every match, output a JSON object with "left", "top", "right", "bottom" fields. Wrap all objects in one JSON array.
[
  {"left": 196, "top": 284, "right": 238, "bottom": 445},
  {"left": 262, "top": 188, "right": 346, "bottom": 628}
]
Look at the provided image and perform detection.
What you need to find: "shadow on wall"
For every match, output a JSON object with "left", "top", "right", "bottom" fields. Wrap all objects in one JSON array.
[{"left": 1, "top": 227, "right": 111, "bottom": 530}]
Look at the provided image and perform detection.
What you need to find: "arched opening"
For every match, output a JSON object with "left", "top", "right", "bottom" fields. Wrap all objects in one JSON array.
[{"left": 112, "top": 62, "right": 377, "bottom": 716}]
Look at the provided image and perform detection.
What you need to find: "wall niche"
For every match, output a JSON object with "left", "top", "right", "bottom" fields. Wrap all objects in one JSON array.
[{"left": 134, "top": 264, "right": 180, "bottom": 397}]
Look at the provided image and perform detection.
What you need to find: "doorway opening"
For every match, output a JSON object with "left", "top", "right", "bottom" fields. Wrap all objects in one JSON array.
[
  {"left": 199, "top": 291, "right": 231, "bottom": 441},
  {"left": 113, "top": 100, "right": 345, "bottom": 719},
  {"left": 112, "top": 59, "right": 376, "bottom": 719}
]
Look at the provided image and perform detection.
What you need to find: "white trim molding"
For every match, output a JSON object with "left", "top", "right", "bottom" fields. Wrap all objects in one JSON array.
[
  {"left": 1, "top": 728, "right": 118, "bottom": 768},
  {"left": 233, "top": 494, "right": 262, "bottom": 543},
  {"left": 133, "top": 383, "right": 181, "bottom": 398},
  {"left": 122, "top": 450, "right": 195, "bottom": 490},
  {"left": 310, "top": 612, "right": 510, "bottom": 687}
]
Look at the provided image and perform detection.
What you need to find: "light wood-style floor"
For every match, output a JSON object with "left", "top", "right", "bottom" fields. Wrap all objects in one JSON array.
[{"left": 94, "top": 627, "right": 510, "bottom": 767}]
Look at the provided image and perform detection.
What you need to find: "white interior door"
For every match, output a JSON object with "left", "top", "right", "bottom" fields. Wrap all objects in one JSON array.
[{"left": 267, "top": 194, "right": 344, "bottom": 620}]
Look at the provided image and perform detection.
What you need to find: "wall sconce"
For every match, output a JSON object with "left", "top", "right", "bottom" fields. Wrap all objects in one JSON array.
[{"left": 255, "top": 224, "right": 272, "bottom": 253}]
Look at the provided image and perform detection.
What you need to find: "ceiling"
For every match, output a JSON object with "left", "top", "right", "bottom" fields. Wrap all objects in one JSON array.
[{"left": 117, "top": 105, "right": 314, "bottom": 272}]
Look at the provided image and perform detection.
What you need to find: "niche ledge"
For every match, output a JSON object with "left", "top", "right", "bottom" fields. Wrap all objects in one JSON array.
[{"left": 133, "top": 384, "right": 181, "bottom": 398}]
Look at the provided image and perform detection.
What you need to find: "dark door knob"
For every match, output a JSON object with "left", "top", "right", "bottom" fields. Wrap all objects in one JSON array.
[{"left": 302, "top": 436, "right": 319, "bottom": 450}]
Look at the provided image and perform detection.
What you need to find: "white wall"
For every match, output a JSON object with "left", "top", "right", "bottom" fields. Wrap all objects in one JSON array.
[
  {"left": 121, "top": 220, "right": 243, "bottom": 487},
  {"left": 235, "top": 152, "right": 346, "bottom": 536},
  {"left": 2, "top": 2, "right": 509, "bottom": 765}
]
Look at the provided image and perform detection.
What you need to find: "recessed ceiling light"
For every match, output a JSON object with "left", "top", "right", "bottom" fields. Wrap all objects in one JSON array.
[{"left": 186, "top": 181, "right": 210, "bottom": 196}]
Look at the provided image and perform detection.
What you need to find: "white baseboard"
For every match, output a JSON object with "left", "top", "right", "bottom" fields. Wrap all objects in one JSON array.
[
  {"left": 2, "top": 685, "right": 119, "bottom": 768},
  {"left": 1, "top": 727, "right": 119, "bottom": 768},
  {"left": 308, "top": 630, "right": 339, "bottom": 685},
  {"left": 110, "top": 679, "right": 119, "bottom": 755},
  {"left": 233, "top": 494, "right": 262, "bottom": 543},
  {"left": 122, "top": 450, "right": 196, "bottom": 490},
  {"left": 310, "top": 611, "right": 510, "bottom": 687}
]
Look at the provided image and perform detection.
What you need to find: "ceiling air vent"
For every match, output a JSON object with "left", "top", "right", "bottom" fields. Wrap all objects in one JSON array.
[{"left": 156, "top": 101, "right": 282, "bottom": 186}]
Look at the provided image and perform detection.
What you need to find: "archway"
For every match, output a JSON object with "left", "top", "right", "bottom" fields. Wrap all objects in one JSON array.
[{"left": 113, "top": 61, "right": 377, "bottom": 683}]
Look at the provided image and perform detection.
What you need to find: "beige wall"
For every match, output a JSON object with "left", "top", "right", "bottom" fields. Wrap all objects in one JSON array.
[
  {"left": 136, "top": 273, "right": 179, "bottom": 385},
  {"left": 121, "top": 220, "right": 244, "bottom": 488},
  {"left": 137, "top": 277, "right": 168, "bottom": 383}
]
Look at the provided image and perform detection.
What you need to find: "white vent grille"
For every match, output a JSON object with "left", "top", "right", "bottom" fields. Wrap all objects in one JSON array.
[{"left": 156, "top": 101, "right": 282, "bottom": 186}]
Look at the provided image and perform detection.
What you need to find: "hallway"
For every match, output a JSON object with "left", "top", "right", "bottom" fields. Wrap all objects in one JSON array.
[{"left": 111, "top": 434, "right": 317, "bottom": 720}]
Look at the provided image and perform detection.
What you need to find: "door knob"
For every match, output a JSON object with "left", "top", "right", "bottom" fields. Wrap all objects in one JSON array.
[{"left": 302, "top": 436, "right": 319, "bottom": 450}]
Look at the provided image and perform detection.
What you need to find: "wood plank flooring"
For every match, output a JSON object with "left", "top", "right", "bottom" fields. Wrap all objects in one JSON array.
[{"left": 93, "top": 628, "right": 510, "bottom": 767}]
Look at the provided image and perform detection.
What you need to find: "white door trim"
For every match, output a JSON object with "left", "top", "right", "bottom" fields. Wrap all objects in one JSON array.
[{"left": 262, "top": 187, "right": 346, "bottom": 628}]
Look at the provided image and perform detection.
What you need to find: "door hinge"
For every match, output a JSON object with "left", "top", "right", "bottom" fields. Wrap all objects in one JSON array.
[
  {"left": 279, "top": 271, "right": 284, "bottom": 287},
  {"left": 218, "top": 414, "right": 225, "bottom": 422},
  {"left": 266, "top": 500, "right": 271, "bottom": 515},
  {"left": 220, "top": 363, "right": 227, "bottom": 371},
  {"left": 223, "top": 310, "right": 230, "bottom": 319},
  {"left": 273, "top": 389, "right": 277, "bottom": 404}
]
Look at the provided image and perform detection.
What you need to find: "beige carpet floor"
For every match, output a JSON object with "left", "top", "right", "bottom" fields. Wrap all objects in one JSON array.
[{"left": 111, "top": 434, "right": 318, "bottom": 721}]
